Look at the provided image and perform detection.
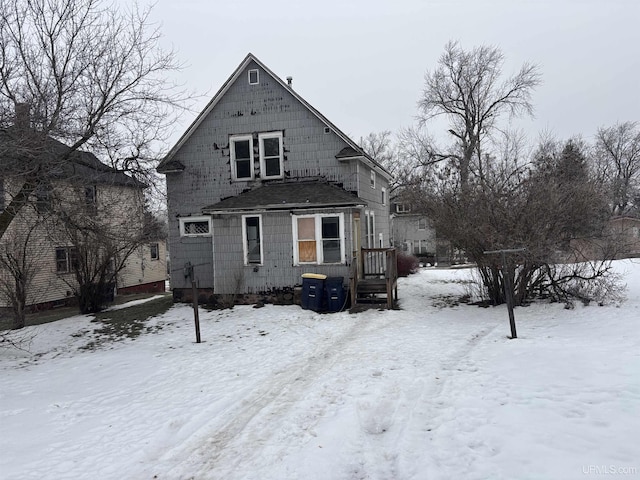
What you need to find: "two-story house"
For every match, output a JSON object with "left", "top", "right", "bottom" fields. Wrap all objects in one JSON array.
[
  {"left": 0, "top": 118, "right": 167, "bottom": 313},
  {"left": 158, "top": 53, "right": 393, "bottom": 304},
  {"left": 390, "top": 200, "right": 437, "bottom": 265}
]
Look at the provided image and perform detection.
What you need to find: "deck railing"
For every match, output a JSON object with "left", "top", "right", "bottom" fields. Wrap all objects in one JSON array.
[{"left": 350, "top": 248, "right": 398, "bottom": 308}]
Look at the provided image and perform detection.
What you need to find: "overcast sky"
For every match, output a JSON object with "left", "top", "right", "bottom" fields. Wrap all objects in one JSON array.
[{"left": 150, "top": 0, "right": 640, "bottom": 148}]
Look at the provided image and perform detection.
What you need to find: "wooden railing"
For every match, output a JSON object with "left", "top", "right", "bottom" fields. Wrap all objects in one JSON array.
[{"left": 350, "top": 248, "right": 398, "bottom": 309}]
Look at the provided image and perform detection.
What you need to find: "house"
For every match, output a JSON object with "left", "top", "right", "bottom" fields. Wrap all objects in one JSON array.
[
  {"left": 157, "top": 53, "right": 394, "bottom": 305},
  {"left": 390, "top": 201, "right": 437, "bottom": 264},
  {"left": 0, "top": 113, "right": 167, "bottom": 312}
]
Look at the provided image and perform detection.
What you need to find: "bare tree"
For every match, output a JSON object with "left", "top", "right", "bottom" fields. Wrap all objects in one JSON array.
[
  {"left": 593, "top": 121, "right": 640, "bottom": 215},
  {"left": 0, "top": 0, "right": 187, "bottom": 240},
  {"left": 418, "top": 41, "right": 541, "bottom": 189},
  {"left": 0, "top": 216, "right": 44, "bottom": 328}
]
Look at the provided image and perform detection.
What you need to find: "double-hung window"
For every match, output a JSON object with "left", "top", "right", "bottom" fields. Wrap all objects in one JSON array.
[
  {"left": 293, "top": 213, "right": 344, "bottom": 265},
  {"left": 56, "top": 247, "right": 77, "bottom": 273},
  {"left": 230, "top": 135, "right": 254, "bottom": 181},
  {"left": 242, "top": 215, "right": 263, "bottom": 265},
  {"left": 150, "top": 243, "right": 159, "bottom": 260},
  {"left": 259, "top": 132, "right": 283, "bottom": 179}
]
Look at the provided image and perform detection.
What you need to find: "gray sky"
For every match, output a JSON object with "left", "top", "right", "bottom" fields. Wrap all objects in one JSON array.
[{"left": 150, "top": 0, "right": 640, "bottom": 148}]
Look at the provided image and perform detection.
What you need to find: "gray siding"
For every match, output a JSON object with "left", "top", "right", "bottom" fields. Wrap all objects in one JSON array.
[
  {"left": 164, "top": 59, "right": 390, "bottom": 293},
  {"left": 211, "top": 209, "right": 353, "bottom": 295}
]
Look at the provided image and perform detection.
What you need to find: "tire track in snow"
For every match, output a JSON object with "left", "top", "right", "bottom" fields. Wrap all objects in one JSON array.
[
  {"left": 162, "top": 316, "right": 390, "bottom": 479},
  {"left": 344, "top": 316, "right": 502, "bottom": 480}
]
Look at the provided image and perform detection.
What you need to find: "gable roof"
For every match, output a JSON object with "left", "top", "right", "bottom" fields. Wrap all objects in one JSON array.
[
  {"left": 157, "top": 53, "right": 392, "bottom": 179},
  {"left": 0, "top": 128, "right": 145, "bottom": 188},
  {"left": 202, "top": 180, "right": 363, "bottom": 214}
]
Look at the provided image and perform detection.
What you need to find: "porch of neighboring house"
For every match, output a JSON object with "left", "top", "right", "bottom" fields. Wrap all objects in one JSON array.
[{"left": 350, "top": 248, "right": 398, "bottom": 309}]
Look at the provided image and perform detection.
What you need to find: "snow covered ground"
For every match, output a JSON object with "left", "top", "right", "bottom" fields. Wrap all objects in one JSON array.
[{"left": 1, "top": 262, "right": 639, "bottom": 480}]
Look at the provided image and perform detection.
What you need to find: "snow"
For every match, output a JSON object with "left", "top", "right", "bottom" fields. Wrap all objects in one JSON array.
[{"left": 1, "top": 262, "right": 639, "bottom": 480}]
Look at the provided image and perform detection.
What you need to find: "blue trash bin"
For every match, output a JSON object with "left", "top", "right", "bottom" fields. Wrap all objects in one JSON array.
[
  {"left": 325, "top": 276, "right": 345, "bottom": 312},
  {"left": 301, "top": 273, "right": 327, "bottom": 311}
]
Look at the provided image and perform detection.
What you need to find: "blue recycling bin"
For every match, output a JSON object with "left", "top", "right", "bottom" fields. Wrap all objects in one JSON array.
[
  {"left": 301, "top": 273, "right": 326, "bottom": 311},
  {"left": 325, "top": 276, "right": 346, "bottom": 312}
]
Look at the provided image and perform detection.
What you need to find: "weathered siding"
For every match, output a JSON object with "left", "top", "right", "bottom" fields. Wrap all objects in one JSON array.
[
  {"left": 356, "top": 163, "right": 391, "bottom": 248},
  {"left": 207, "top": 209, "right": 353, "bottom": 295},
  {"left": 163, "top": 58, "right": 391, "bottom": 295}
]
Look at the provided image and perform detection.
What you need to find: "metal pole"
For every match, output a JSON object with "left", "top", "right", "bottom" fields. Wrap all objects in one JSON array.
[{"left": 501, "top": 251, "right": 517, "bottom": 339}]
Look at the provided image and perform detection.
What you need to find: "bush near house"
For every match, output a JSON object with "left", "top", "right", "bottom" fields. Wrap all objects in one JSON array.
[{"left": 397, "top": 252, "right": 420, "bottom": 277}]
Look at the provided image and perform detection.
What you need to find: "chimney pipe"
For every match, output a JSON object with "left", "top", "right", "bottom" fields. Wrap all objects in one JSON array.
[
  {"left": 14, "top": 103, "right": 30, "bottom": 130},
  {"left": 286, "top": 76, "right": 293, "bottom": 88}
]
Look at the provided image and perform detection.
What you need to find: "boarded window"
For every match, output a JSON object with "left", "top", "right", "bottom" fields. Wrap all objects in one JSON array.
[
  {"left": 297, "top": 217, "right": 316, "bottom": 263},
  {"left": 294, "top": 214, "right": 344, "bottom": 265}
]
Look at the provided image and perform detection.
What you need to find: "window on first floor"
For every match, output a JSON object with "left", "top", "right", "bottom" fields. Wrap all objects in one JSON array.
[
  {"left": 56, "top": 246, "right": 78, "bottom": 274},
  {"left": 180, "top": 216, "right": 211, "bottom": 237},
  {"left": 150, "top": 243, "right": 159, "bottom": 260},
  {"left": 365, "top": 210, "right": 375, "bottom": 248},
  {"left": 293, "top": 213, "right": 344, "bottom": 265},
  {"left": 242, "top": 215, "right": 263, "bottom": 265}
]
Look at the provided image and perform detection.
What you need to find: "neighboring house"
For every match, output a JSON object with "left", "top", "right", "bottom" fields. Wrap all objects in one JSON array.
[
  {"left": 390, "top": 201, "right": 436, "bottom": 264},
  {"left": 0, "top": 117, "right": 166, "bottom": 311},
  {"left": 157, "top": 53, "right": 393, "bottom": 302}
]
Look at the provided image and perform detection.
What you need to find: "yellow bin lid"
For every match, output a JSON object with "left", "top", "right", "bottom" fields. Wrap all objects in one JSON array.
[{"left": 301, "top": 273, "right": 327, "bottom": 280}]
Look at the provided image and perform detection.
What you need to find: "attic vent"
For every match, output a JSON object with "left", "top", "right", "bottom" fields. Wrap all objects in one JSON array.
[
  {"left": 324, "top": 127, "right": 331, "bottom": 134},
  {"left": 248, "top": 69, "right": 259, "bottom": 85}
]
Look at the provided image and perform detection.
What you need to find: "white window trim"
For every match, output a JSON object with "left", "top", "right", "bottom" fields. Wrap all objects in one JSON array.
[
  {"left": 418, "top": 218, "right": 427, "bottom": 230},
  {"left": 179, "top": 216, "right": 212, "bottom": 237},
  {"left": 248, "top": 69, "right": 259, "bottom": 85},
  {"left": 381, "top": 187, "right": 387, "bottom": 206},
  {"left": 258, "top": 131, "right": 284, "bottom": 179},
  {"left": 370, "top": 169, "right": 376, "bottom": 189},
  {"left": 242, "top": 214, "right": 264, "bottom": 265},
  {"left": 365, "top": 210, "right": 376, "bottom": 248},
  {"left": 230, "top": 134, "right": 254, "bottom": 181},
  {"left": 150, "top": 243, "right": 160, "bottom": 261},
  {"left": 292, "top": 213, "right": 345, "bottom": 265}
]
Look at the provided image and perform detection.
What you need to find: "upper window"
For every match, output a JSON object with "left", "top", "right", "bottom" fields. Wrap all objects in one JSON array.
[
  {"left": 259, "top": 132, "right": 284, "bottom": 179},
  {"left": 230, "top": 135, "right": 254, "bottom": 181},
  {"left": 248, "top": 69, "right": 259, "bottom": 85},
  {"left": 180, "top": 216, "right": 211, "bottom": 237},
  {"left": 85, "top": 185, "right": 97, "bottom": 211},
  {"left": 370, "top": 169, "right": 376, "bottom": 188},
  {"left": 150, "top": 243, "right": 159, "bottom": 260},
  {"left": 381, "top": 187, "right": 387, "bottom": 206},
  {"left": 242, "top": 215, "right": 263, "bottom": 265},
  {"left": 418, "top": 218, "right": 428, "bottom": 230},
  {"left": 396, "top": 203, "right": 410, "bottom": 213},
  {"left": 293, "top": 213, "right": 344, "bottom": 265}
]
